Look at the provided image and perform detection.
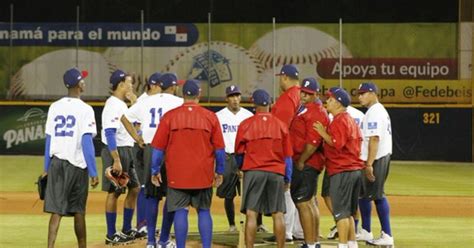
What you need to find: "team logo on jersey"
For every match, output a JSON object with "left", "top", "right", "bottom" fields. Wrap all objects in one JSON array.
[
  {"left": 368, "top": 122, "right": 378, "bottom": 129},
  {"left": 188, "top": 50, "right": 232, "bottom": 87}
]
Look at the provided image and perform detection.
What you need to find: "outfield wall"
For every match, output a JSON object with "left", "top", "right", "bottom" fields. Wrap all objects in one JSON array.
[{"left": 0, "top": 103, "right": 471, "bottom": 162}]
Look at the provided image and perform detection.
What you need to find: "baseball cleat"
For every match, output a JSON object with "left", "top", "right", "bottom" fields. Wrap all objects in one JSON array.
[
  {"left": 105, "top": 232, "right": 134, "bottom": 245},
  {"left": 157, "top": 240, "right": 177, "bottom": 248},
  {"left": 256, "top": 224, "right": 270, "bottom": 233},
  {"left": 327, "top": 225, "right": 338, "bottom": 239},
  {"left": 356, "top": 228, "right": 374, "bottom": 242},
  {"left": 227, "top": 225, "right": 238, "bottom": 232},
  {"left": 366, "top": 231, "right": 394, "bottom": 246}
]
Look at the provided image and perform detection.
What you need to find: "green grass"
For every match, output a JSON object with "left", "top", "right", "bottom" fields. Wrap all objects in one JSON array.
[
  {"left": 1, "top": 214, "right": 473, "bottom": 248},
  {"left": 1, "top": 156, "right": 473, "bottom": 247},
  {"left": 1, "top": 156, "right": 472, "bottom": 196}
]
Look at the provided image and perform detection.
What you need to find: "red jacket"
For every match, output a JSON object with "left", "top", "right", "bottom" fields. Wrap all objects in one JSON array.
[
  {"left": 323, "top": 112, "right": 364, "bottom": 176},
  {"left": 235, "top": 112, "right": 293, "bottom": 175},
  {"left": 290, "top": 101, "right": 329, "bottom": 171},
  {"left": 271, "top": 85, "right": 300, "bottom": 128},
  {"left": 151, "top": 102, "right": 225, "bottom": 189}
]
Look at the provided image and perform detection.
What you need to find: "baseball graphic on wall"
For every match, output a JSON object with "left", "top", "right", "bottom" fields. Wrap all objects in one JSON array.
[
  {"left": 161, "top": 41, "right": 264, "bottom": 98},
  {"left": 9, "top": 49, "right": 111, "bottom": 99},
  {"left": 250, "top": 26, "right": 353, "bottom": 93}
]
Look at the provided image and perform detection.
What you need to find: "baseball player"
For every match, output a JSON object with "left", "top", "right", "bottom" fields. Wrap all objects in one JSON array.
[
  {"left": 121, "top": 73, "right": 183, "bottom": 248},
  {"left": 101, "top": 69, "right": 142, "bottom": 245},
  {"left": 136, "top": 73, "right": 162, "bottom": 102},
  {"left": 289, "top": 78, "right": 329, "bottom": 248},
  {"left": 357, "top": 82, "right": 394, "bottom": 246},
  {"left": 131, "top": 72, "right": 162, "bottom": 239},
  {"left": 324, "top": 105, "right": 365, "bottom": 240},
  {"left": 43, "top": 68, "right": 98, "bottom": 248},
  {"left": 150, "top": 79, "right": 226, "bottom": 248},
  {"left": 235, "top": 89, "right": 293, "bottom": 248},
  {"left": 313, "top": 87, "right": 364, "bottom": 248},
  {"left": 215, "top": 85, "right": 253, "bottom": 232},
  {"left": 264, "top": 64, "right": 304, "bottom": 244}
]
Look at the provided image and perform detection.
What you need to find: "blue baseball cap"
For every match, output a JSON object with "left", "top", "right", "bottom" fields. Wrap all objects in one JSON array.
[
  {"left": 252, "top": 89, "right": 271, "bottom": 106},
  {"left": 358, "top": 82, "right": 378, "bottom": 94},
  {"left": 300, "top": 77, "right": 320, "bottom": 94},
  {"left": 159, "top": 73, "right": 182, "bottom": 89},
  {"left": 110, "top": 69, "right": 127, "bottom": 86},
  {"left": 63, "top": 68, "right": 88, "bottom": 88},
  {"left": 225, "top": 85, "right": 241, "bottom": 96},
  {"left": 326, "top": 87, "right": 350, "bottom": 107},
  {"left": 148, "top": 72, "right": 162, "bottom": 85},
  {"left": 182, "top": 79, "right": 201, "bottom": 96},
  {"left": 276, "top": 64, "right": 299, "bottom": 78}
]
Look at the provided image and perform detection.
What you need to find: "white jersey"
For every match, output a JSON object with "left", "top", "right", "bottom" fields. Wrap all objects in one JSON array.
[
  {"left": 347, "top": 105, "right": 365, "bottom": 129},
  {"left": 216, "top": 107, "right": 253, "bottom": 153},
  {"left": 45, "top": 97, "right": 97, "bottom": 169},
  {"left": 125, "top": 93, "right": 183, "bottom": 144},
  {"left": 361, "top": 102, "right": 392, "bottom": 160},
  {"left": 101, "top": 96, "right": 134, "bottom": 147},
  {"left": 136, "top": 92, "right": 149, "bottom": 102}
]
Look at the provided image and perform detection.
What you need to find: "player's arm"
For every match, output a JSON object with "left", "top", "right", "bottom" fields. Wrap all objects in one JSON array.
[
  {"left": 120, "top": 115, "right": 144, "bottom": 148},
  {"left": 282, "top": 129, "right": 293, "bottom": 186},
  {"left": 296, "top": 144, "right": 317, "bottom": 170},
  {"left": 211, "top": 115, "right": 226, "bottom": 187},
  {"left": 104, "top": 128, "right": 122, "bottom": 175},
  {"left": 150, "top": 116, "right": 170, "bottom": 186},
  {"left": 42, "top": 134, "right": 51, "bottom": 177},
  {"left": 150, "top": 148, "right": 164, "bottom": 186},
  {"left": 313, "top": 121, "right": 334, "bottom": 146},
  {"left": 82, "top": 133, "right": 99, "bottom": 188},
  {"left": 364, "top": 136, "right": 379, "bottom": 182}
]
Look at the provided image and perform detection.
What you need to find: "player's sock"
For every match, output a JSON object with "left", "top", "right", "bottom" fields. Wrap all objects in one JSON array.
[
  {"left": 358, "top": 198, "right": 372, "bottom": 232},
  {"left": 354, "top": 218, "right": 359, "bottom": 231},
  {"left": 136, "top": 187, "right": 146, "bottom": 229},
  {"left": 122, "top": 207, "right": 134, "bottom": 232},
  {"left": 174, "top": 208, "right": 189, "bottom": 248},
  {"left": 105, "top": 212, "right": 117, "bottom": 238},
  {"left": 375, "top": 197, "right": 392, "bottom": 236},
  {"left": 159, "top": 199, "right": 175, "bottom": 243},
  {"left": 146, "top": 197, "right": 159, "bottom": 244},
  {"left": 198, "top": 208, "right": 213, "bottom": 248},
  {"left": 224, "top": 198, "right": 235, "bottom": 226}
]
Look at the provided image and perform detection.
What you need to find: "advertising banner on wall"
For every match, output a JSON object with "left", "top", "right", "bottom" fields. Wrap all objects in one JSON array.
[{"left": 0, "top": 22, "right": 471, "bottom": 103}]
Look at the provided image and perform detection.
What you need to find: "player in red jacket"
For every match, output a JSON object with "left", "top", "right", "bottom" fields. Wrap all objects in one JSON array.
[
  {"left": 314, "top": 87, "right": 364, "bottom": 248},
  {"left": 150, "top": 80, "right": 225, "bottom": 248},
  {"left": 235, "top": 89, "right": 293, "bottom": 248},
  {"left": 289, "top": 78, "right": 329, "bottom": 248}
]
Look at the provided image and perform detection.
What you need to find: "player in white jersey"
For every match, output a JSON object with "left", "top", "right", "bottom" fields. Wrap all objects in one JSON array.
[
  {"left": 215, "top": 85, "right": 257, "bottom": 233},
  {"left": 122, "top": 72, "right": 183, "bottom": 248},
  {"left": 125, "top": 72, "right": 163, "bottom": 239},
  {"left": 357, "top": 82, "right": 394, "bottom": 246},
  {"left": 43, "top": 68, "right": 98, "bottom": 248},
  {"left": 101, "top": 69, "right": 143, "bottom": 245}
]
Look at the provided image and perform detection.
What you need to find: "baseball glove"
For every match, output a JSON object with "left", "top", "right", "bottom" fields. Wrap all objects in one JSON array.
[
  {"left": 35, "top": 175, "right": 48, "bottom": 200},
  {"left": 105, "top": 166, "right": 130, "bottom": 189}
]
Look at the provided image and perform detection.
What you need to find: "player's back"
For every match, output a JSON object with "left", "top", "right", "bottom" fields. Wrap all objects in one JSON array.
[
  {"left": 127, "top": 93, "right": 183, "bottom": 144},
  {"left": 45, "top": 97, "right": 96, "bottom": 168}
]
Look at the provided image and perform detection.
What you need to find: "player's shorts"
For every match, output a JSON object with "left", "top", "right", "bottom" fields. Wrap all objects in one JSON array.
[
  {"left": 240, "top": 170, "right": 286, "bottom": 216},
  {"left": 44, "top": 156, "right": 89, "bottom": 216},
  {"left": 101, "top": 146, "right": 140, "bottom": 193},
  {"left": 360, "top": 154, "right": 391, "bottom": 200},
  {"left": 143, "top": 144, "right": 168, "bottom": 199},
  {"left": 330, "top": 170, "right": 362, "bottom": 221},
  {"left": 216, "top": 153, "right": 240, "bottom": 199},
  {"left": 166, "top": 187, "right": 213, "bottom": 212},
  {"left": 290, "top": 165, "right": 320, "bottom": 203},
  {"left": 132, "top": 143, "right": 145, "bottom": 186},
  {"left": 321, "top": 169, "right": 330, "bottom": 197}
]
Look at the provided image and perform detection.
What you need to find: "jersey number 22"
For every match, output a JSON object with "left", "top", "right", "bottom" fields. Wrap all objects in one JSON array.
[{"left": 54, "top": 115, "right": 76, "bottom": 137}]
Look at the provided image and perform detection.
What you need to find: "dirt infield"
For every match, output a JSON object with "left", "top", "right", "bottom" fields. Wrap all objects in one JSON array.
[{"left": 1, "top": 192, "right": 473, "bottom": 217}]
